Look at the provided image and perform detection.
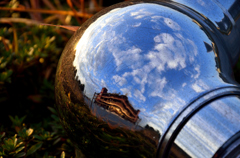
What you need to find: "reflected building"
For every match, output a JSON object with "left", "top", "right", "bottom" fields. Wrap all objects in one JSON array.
[{"left": 93, "top": 87, "right": 140, "bottom": 124}]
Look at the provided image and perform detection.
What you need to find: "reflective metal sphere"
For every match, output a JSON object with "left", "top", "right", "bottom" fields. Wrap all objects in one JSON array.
[{"left": 55, "top": 1, "right": 240, "bottom": 157}]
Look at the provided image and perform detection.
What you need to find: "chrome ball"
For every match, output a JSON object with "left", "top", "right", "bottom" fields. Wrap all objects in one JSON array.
[{"left": 55, "top": 1, "right": 240, "bottom": 158}]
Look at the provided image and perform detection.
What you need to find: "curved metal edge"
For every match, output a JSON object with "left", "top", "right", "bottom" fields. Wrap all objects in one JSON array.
[
  {"left": 213, "top": 130, "right": 240, "bottom": 158},
  {"left": 157, "top": 86, "right": 240, "bottom": 158},
  {"left": 212, "top": 0, "right": 235, "bottom": 26}
]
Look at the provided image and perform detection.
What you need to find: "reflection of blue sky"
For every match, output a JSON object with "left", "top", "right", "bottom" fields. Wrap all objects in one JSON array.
[
  {"left": 73, "top": 4, "right": 231, "bottom": 133},
  {"left": 175, "top": 97, "right": 240, "bottom": 157},
  {"left": 172, "top": 0, "right": 225, "bottom": 23}
]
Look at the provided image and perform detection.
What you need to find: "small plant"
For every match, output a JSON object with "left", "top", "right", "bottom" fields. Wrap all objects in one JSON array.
[
  {"left": 0, "top": 134, "right": 25, "bottom": 157},
  {"left": 0, "top": 109, "right": 74, "bottom": 157}
]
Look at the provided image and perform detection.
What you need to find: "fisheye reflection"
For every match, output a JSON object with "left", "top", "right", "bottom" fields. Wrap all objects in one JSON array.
[{"left": 73, "top": 3, "right": 230, "bottom": 135}]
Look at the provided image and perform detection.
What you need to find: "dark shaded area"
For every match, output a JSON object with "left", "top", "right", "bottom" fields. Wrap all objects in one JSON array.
[
  {"left": 0, "top": 23, "right": 69, "bottom": 127},
  {"left": 102, "top": 0, "right": 124, "bottom": 7}
]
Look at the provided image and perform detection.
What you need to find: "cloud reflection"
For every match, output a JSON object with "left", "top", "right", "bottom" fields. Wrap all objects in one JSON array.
[{"left": 73, "top": 3, "right": 222, "bottom": 134}]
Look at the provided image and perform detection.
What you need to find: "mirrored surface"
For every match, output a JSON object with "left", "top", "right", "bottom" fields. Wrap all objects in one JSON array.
[
  {"left": 73, "top": 3, "right": 234, "bottom": 135},
  {"left": 55, "top": 1, "right": 240, "bottom": 158},
  {"left": 172, "top": 96, "right": 240, "bottom": 158}
]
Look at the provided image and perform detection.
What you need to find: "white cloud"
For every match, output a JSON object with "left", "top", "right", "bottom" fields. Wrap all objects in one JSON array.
[
  {"left": 135, "top": 15, "right": 145, "bottom": 19},
  {"left": 146, "top": 33, "right": 187, "bottom": 72},
  {"left": 154, "top": 35, "right": 162, "bottom": 43},
  {"left": 191, "top": 80, "right": 209, "bottom": 93},
  {"left": 134, "top": 89, "right": 146, "bottom": 102},
  {"left": 151, "top": 16, "right": 181, "bottom": 31},
  {"left": 130, "top": 9, "right": 153, "bottom": 19},
  {"left": 197, "top": 0, "right": 206, "bottom": 6},
  {"left": 112, "top": 46, "right": 142, "bottom": 71},
  {"left": 194, "top": 65, "right": 200, "bottom": 79},
  {"left": 151, "top": 15, "right": 162, "bottom": 21},
  {"left": 112, "top": 75, "right": 127, "bottom": 86},
  {"left": 149, "top": 77, "right": 167, "bottom": 97},
  {"left": 130, "top": 11, "right": 140, "bottom": 16},
  {"left": 187, "top": 39, "right": 198, "bottom": 57},
  {"left": 101, "top": 79, "right": 107, "bottom": 87},
  {"left": 192, "top": 83, "right": 204, "bottom": 93},
  {"left": 163, "top": 17, "right": 181, "bottom": 31},
  {"left": 132, "top": 22, "right": 141, "bottom": 27},
  {"left": 120, "top": 88, "right": 132, "bottom": 97},
  {"left": 121, "top": 68, "right": 148, "bottom": 95},
  {"left": 182, "top": 83, "right": 187, "bottom": 87}
]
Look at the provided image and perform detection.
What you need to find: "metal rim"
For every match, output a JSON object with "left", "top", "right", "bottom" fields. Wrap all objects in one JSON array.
[{"left": 157, "top": 86, "right": 240, "bottom": 157}]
